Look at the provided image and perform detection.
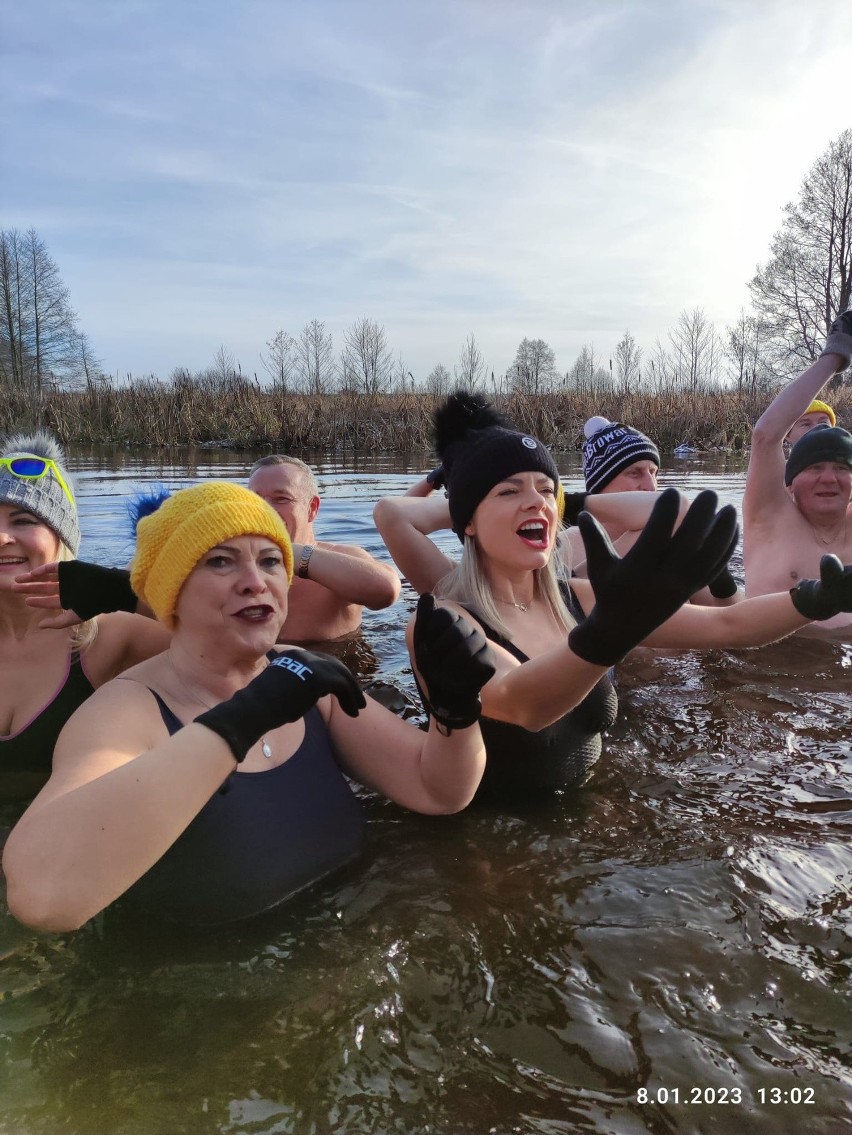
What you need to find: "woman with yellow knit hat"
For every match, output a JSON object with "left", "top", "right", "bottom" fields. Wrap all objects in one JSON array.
[{"left": 3, "top": 482, "right": 495, "bottom": 930}]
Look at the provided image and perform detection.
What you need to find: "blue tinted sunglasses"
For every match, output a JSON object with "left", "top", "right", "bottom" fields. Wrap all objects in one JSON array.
[{"left": 0, "top": 456, "right": 75, "bottom": 505}]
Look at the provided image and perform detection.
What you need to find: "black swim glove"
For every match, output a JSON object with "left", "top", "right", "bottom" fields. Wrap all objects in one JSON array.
[
  {"left": 196, "top": 648, "right": 366, "bottom": 763},
  {"left": 413, "top": 594, "right": 497, "bottom": 731},
  {"left": 58, "top": 560, "right": 137, "bottom": 620},
  {"left": 568, "top": 488, "right": 739, "bottom": 666},
  {"left": 820, "top": 309, "right": 852, "bottom": 370},
  {"left": 425, "top": 464, "right": 446, "bottom": 490},
  {"left": 789, "top": 554, "right": 852, "bottom": 621},
  {"left": 562, "top": 491, "right": 589, "bottom": 527},
  {"left": 708, "top": 564, "right": 740, "bottom": 600}
]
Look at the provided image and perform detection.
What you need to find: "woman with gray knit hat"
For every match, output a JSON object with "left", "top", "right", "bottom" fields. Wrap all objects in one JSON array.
[
  {"left": 0, "top": 432, "right": 169, "bottom": 803},
  {"left": 375, "top": 391, "right": 852, "bottom": 800}
]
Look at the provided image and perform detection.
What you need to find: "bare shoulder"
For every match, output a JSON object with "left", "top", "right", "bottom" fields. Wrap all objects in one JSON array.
[{"left": 84, "top": 612, "right": 170, "bottom": 684}]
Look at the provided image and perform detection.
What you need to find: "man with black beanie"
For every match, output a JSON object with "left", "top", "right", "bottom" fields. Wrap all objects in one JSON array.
[{"left": 744, "top": 311, "right": 852, "bottom": 637}]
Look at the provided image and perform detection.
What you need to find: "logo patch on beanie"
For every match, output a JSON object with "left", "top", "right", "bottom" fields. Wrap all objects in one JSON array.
[{"left": 521, "top": 437, "right": 537, "bottom": 450}]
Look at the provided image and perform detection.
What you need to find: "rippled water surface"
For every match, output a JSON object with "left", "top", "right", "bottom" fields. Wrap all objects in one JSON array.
[{"left": 1, "top": 447, "right": 851, "bottom": 1135}]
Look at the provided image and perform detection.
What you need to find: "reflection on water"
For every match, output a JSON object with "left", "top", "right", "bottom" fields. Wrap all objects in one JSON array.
[{"left": 1, "top": 447, "right": 851, "bottom": 1135}]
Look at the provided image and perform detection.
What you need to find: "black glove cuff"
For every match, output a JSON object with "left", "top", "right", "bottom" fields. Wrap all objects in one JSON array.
[
  {"left": 423, "top": 695, "right": 482, "bottom": 732},
  {"left": 789, "top": 581, "right": 835, "bottom": 622},
  {"left": 59, "top": 561, "right": 137, "bottom": 621},
  {"left": 708, "top": 566, "right": 739, "bottom": 599},
  {"left": 425, "top": 464, "right": 446, "bottom": 489},
  {"left": 567, "top": 620, "right": 625, "bottom": 669},
  {"left": 562, "top": 491, "right": 589, "bottom": 526},
  {"left": 195, "top": 685, "right": 269, "bottom": 764}
]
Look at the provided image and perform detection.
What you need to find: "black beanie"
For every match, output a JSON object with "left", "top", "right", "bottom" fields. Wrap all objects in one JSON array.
[
  {"left": 784, "top": 424, "right": 852, "bottom": 485},
  {"left": 581, "top": 416, "right": 660, "bottom": 494},
  {"left": 434, "top": 392, "right": 560, "bottom": 541}
]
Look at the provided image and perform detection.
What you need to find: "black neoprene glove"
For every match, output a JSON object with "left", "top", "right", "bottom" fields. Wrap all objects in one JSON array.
[
  {"left": 58, "top": 560, "right": 137, "bottom": 620},
  {"left": 413, "top": 594, "right": 497, "bottom": 731},
  {"left": 562, "top": 491, "right": 589, "bottom": 527},
  {"left": 708, "top": 564, "right": 740, "bottom": 600},
  {"left": 196, "top": 648, "right": 366, "bottom": 762},
  {"left": 425, "top": 464, "right": 446, "bottom": 490},
  {"left": 789, "top": 554, "right": 852, "bottom": 621},
  {"left": 568, "top": 488, "right": 739, "bottom": 667}
]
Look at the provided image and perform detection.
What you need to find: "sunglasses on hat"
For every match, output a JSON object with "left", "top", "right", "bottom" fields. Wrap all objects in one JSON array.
[{"left": 0, "top": 456, "right": 75, "bottom": 506}]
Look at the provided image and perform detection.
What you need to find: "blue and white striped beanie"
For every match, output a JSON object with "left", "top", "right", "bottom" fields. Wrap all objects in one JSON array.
[{"left": 582, "top": 417, "right": 660, "bottom": 494}]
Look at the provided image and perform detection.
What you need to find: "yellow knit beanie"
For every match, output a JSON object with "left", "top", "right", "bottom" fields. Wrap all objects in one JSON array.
[
  {"left": 804, "top": 399, "right": 836, "bottom": 426},
  {"left": 130, "top": 482, "right": 294, "bottom": 627}
]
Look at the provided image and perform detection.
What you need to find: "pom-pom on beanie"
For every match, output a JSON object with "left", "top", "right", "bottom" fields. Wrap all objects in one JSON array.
[
  {"left": 434, "top": 391, "right": 560, "bottom": 541},
  {"left": 0, "top": 431, "right": 80, "bottom": 554},
  {"left": 130, "top": 482, "right": 294, "bottom": 627},
  {"left": 784, "top": 424, "right": 852, "bottom": 486},
  {"left": 581, "top": 417, "right": 661, "bottom": 494}
]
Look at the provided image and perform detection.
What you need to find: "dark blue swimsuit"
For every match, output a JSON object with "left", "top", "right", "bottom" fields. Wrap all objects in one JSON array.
[{"left": 126, "top": 696, "right": 366, "bottom": 926}]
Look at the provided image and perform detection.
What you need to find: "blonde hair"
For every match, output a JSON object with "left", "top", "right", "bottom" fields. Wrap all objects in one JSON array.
[{"left": 435, "top": 535, "right": 577, "bottom": 641}]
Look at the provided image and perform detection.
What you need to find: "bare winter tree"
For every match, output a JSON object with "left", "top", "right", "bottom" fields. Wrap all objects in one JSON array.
[
  {"left": 564, "top": 344, "right": 612, "bottom": 396},
  {"left": 424, "top": 363, "right": 452, "bottom": 397},
  {"left": 0, "top": 228, "right": 84, "bottom": 393},
  {"left": 342, "top": 316, "right": 393, "bottom": 395},
  {"left": 260, "top": 329, "right": 297, "bottom": 392},
  {"left": 748, "top": 127, "right": 852, "bottom": 374},
  {"left": 668, "top": 307, "right": 721, "bottom": 391},
  {"left": 723, "top": 309, "right": 772, "bottom": 396},
  {"left": 454, "top": 333, "right": 486, "bottom": 389},
  {"left": 612, "top": 330, "right": 643, "bottom": 393},
  {"left": 295, "top": 319, "right": 335, "bottom": 396},
  {"left": 508, "top": 337, "right": 557, "bottom": 395}
]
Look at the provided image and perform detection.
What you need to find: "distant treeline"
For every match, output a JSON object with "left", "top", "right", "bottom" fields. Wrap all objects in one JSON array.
[{"left": 4, "top": 373, "right": 849, "bottom": 455}]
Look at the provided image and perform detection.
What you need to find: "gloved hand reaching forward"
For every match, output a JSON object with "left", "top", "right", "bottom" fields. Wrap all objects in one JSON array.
[
  {"left": 197, "top": 648, "right": 366, "bottom": 762},
  {"left": 790, "top": 554, "right": 852, "bottom": 621},
  {"left": 413, "top": 594, "right": 497, "bottom": 730},
  {"left": 568, "top": 488, "right": 739, "bottom": 667}
]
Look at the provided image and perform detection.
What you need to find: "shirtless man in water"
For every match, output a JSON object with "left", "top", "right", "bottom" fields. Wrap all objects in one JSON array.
[
  {"left": 743, "top": 311, "right": 852, "bottom": 637},
  {"left": 248, "top": 455, "right": 400, "bottom": 644}
]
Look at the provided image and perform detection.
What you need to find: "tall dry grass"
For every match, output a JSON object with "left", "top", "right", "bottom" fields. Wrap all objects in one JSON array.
[{"left": 2, "top": 376, "right": 850, "bottom": 456}]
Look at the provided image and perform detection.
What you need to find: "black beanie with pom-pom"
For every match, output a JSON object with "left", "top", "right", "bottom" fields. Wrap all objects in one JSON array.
[{"left": 434, "top": 392, "right": 559, "bottom": 541}]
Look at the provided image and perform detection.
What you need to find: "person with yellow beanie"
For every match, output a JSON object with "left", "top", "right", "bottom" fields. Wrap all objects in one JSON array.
[{"left": 4, "top": 481, "right": 496, "bottom": 930}]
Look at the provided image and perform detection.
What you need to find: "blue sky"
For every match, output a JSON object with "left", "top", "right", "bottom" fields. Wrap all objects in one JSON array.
[{"left": 2, "top": 0, "right": 851, "bottom": 383}]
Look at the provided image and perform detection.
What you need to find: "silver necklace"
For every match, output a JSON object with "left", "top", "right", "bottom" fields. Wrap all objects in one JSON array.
[
  {"left": 168, "top": 655, "right": 273, "bottom": 759},
  {"left": 495, "top": 597, "right": 532, "bottom": 612},
  {"left": 806, "top": 515, "right": 847, "bottom": 547}
]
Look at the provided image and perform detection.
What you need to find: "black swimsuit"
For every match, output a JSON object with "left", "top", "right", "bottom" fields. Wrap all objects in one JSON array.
[
  {"left": 464, "top": 588, "right": 618, "bottom": 800},
  {"left": 0, "top": 651, "right": 95, "bottom": 803},
  {"left": 125, "top": 695, "right": 366, "bottom": 926}
]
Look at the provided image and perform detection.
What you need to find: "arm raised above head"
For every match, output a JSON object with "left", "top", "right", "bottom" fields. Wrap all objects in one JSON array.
[
  {"left": 373, "top": 494, "right": 455, "bottom": 596},
  {"left": 291, "top": 541, "right": 401, "bottom": 609}
]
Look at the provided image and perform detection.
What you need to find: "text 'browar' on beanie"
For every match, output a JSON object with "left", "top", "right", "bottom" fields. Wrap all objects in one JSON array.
[
  {"left": 784, "top": 424, "right": 852, "bottom": 486},
  {"left": 581, "top": 416, "right": 660, "bottom": 494},
  {"left": 434, "top": 392, "right": 559, "bottom": 541}
]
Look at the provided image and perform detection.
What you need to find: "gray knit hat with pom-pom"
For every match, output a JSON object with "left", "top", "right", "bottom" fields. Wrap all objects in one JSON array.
[{"left": 0, "top": 431, "right": 80, "bottom": 554}]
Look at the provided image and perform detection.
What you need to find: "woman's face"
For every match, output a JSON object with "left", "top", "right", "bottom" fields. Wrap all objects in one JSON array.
[
  {"left": 174, "top": 534, "right": 290, "bottom": 653},
  {"left": 466, "top": 471, "right": 558, "bottom": 569},
  {"left": 0, "top": 503, "right": 62, "bottom": 589}
]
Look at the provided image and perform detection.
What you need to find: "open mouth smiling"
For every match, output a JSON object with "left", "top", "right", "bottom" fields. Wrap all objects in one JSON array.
[
  {"left": 234, "top": 604, "right": 276, "bottom": 622},
  {"left": 517, "top": 520, "right": 549, "bottom": 548}
]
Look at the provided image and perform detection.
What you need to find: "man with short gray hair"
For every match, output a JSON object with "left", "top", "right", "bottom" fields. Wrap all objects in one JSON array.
[{"left": 248, "top": 455, "right": 400, "bottom": 644}]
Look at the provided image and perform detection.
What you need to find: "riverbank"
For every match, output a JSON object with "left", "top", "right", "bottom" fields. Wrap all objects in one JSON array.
[{"left": 3, "top": 380, "right": 850, "bottom": 453}]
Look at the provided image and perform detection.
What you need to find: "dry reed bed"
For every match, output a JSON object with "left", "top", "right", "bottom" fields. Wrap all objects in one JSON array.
[{"left": 2, "top": 379, "right": 851, "bottom": 456}]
